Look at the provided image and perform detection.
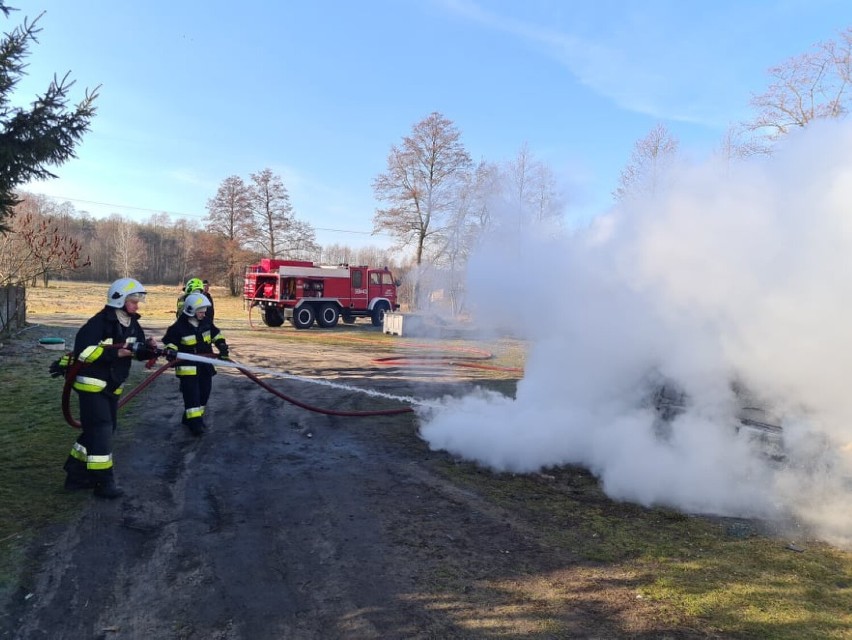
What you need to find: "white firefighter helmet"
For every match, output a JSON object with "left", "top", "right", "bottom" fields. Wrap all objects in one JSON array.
[
  {"left": 182, "top": 292, "right": 211, "bottom": 316},
  {"left": 106, "top": 278, "right": 147, "bottom": 308}
]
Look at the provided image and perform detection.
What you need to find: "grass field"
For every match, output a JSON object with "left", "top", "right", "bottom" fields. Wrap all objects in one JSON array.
[
  {"left": 26, "top": 281, "right": 246, "bottom": 324},
  {"left": 4, "top": 281, "right": 852, "bottom": 638}
]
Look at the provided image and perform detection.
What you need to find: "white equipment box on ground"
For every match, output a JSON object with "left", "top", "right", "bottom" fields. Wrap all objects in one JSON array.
[{"left": 383, "top": 312, "right": 426, "bottom": 337}]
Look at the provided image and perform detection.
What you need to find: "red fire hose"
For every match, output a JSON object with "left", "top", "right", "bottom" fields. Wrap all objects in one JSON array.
[
  {"left": 59, "top": 328, "right": 523, "bottom": 427},
  {"left": 234, "top": 366, "right": 413, "bottom": 417},
  {"left": 61, "top": 355, "right": 177, "bottom": 428},
  {"left": 61, "top": 352, "right": 414, "bottom": 429}
]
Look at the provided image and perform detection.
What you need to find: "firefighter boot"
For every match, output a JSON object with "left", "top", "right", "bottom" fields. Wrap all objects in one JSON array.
[
  {"left": 63, "top": 456, "right": 95, "bottom": 491},
  {"left": 91, "top": 469, "right": 125, "bottom": 499},
  {"left": 185, "top": 416, "right": 205, "bottom": 437}
]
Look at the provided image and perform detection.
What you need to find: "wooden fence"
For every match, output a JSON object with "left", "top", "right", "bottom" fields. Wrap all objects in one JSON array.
[{"left": 0, "top": 284, "right": 26, "bottom": 336}]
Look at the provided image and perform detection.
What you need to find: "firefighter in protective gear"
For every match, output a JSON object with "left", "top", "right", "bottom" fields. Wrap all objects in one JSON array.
[
  {"left": 162, "top": 292, "right": 229, "bottom": 436},
  {"left": 64, "top": 277, "right": 158, "bottom": 498},
  {"left": 201, "top": 279, "right": 215, "bottom": 324},
  {"left": 175, "top": 277, "right": 204, "bottom": 318}
]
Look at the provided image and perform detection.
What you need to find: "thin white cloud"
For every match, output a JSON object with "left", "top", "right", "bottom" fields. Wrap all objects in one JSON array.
[
  {"left": 167, "top": 169, "right": 218, "bottom": 191},
  {"left": 437, "top": 0, "right": 831, "bottom": 127}
]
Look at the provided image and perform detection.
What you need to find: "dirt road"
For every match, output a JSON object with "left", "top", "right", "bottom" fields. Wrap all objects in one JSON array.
[{"left": 3, "top": 318, "right": 711, "bottom": 639}]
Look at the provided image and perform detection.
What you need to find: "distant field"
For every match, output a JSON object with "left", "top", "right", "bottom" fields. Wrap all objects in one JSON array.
[{"left": 27, "top": 281, "right": 248, "bottom": 325}]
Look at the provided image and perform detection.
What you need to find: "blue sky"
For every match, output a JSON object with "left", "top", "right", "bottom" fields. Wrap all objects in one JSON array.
[{"left": 15, "top": 0, "right": 852, "bottom": 249}]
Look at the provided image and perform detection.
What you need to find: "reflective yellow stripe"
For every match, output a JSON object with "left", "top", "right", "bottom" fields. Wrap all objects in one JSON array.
[
  {"left": 181, "top": 335, "right": 198, "bottom": 346},
  {"left": 87, "top": 454, "right": 112, "bottom": 470},
  {"left": 165, "top": 342, "right": 179, "bottom": 351},
  {"left": 176, "top": 365, "right": 197, "bottom": 376},
  {"left": 70, "top": 443, "right": 87, "bottom": 461},
  {"left": 79, "top": 345, "right": 104, "bottom": 363},
  {"left": 185, "top": 406, "right": 204, "bottom": 419},
  {"left": 73, "top": 376, "right": 107, "bottom": 392}
]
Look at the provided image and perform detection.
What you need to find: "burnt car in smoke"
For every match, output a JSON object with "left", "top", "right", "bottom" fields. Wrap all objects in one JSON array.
[
  {"left": 648, "top": 379, "right": 787, "bottom": 462},
  {"left": 648, "top": 376, "right": 852, "bottom": 487}
]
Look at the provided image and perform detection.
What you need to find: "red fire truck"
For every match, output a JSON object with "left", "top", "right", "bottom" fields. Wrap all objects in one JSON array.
[{"left": 243, "top": 259, "right": 400, "bottom": 329}]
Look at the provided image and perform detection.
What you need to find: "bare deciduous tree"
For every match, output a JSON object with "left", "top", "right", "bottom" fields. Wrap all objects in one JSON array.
[
  {"left": 0, "top": 196, "right": 89, "bottom": 286},
  {"left": 249, "top": 169, "right": 289, "bottom": 257},
  {"left": 207, "top": 176, "right": 252, "bottom": 240},
  {"left": 110, "top": 215, "right": 145, "bottom": 278},
  {"left": 737, "top": 27, "right": 852, "bottom": 155},
  {"left": 717, "top": 125, "right": 767, "bottom": 163},
  {"left": 531, "top": 162, "right": 563, "bottom": 225},
  {"left": 506, "top": 143, "right": 533, "bottom": 234},
  {"left": 501, "top": 143, "right": 564, "bottom": 229},
  {"left": 279, "top": 218, "right": 321, "bottom": 261},
  {"left": 321, "top": 243, "right": 354, "bottom": 266},
  {"left": 465, "top": 160, "right": 500, "bottom": 235},
  {"left": 372, "top": 112, "right": 472, "bottom": 306},
  {"left": 247, "top": 169, "right": 318, "bottom": 260},
  {"left": 613, "top": 123, "right": 680, "bottom": 201},
  {"left": 353, "top": 246, "right": 395, "bottom": 271},
  {"left": 206, "top": 175, "right": 253, "bottom": 294},
  {"left": 173, "top": 218, "right": 197, "bottom": 284},
  {"left": 320, "top": 243, "right": 399, "bottom": 268}
]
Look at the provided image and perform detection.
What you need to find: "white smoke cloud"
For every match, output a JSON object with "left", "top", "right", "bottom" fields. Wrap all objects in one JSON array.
[{"left": 419, "top": 120, "right": 852, "bottom": 547}]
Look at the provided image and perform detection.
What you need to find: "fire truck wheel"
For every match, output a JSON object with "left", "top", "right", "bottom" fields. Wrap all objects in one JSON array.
[
  {"left": 262, "top": 307, "right": 285, "bottom": 327},
  {"left": 317, "top": 303, "right": 340, "bottom": 328},
  {"left": 291, "top": 305, "right": 316, "bottom": 329},
  {"left": 371, "top": 302, "right": 390, "bottom": 327}
]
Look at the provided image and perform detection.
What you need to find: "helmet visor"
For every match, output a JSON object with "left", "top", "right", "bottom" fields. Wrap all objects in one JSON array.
[{"left": 126, "top": 293, "right": 146, "bottom": 303}]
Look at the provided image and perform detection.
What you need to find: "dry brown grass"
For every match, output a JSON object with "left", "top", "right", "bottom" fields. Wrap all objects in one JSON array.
[{"left": 26, "top": 281, "right": 246, "bottom": 323}]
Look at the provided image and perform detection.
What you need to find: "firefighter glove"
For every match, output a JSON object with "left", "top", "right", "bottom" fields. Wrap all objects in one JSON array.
[
  {"left": 217, "top": 343, "right": 229, "bottom": 359},
  {"left": 164, "top": 348, "right": 178, "bottom": 362},
  {"left": 48, "top": 353, "right": 73, "bottom": 378}
]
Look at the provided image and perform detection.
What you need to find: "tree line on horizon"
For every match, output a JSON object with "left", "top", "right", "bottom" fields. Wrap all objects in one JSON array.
[{"left": 0, "top": 190, "right": 400, "bottom": 293}]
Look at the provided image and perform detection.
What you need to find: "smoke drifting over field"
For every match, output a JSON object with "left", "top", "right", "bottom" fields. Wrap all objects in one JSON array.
[{"left": 419, "top": 120, "right": 852, "bottom": 547}]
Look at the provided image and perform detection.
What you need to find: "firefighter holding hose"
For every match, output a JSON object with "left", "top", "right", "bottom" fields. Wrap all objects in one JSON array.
[
  {"left": 61, "top": 278, "right": 158, "bottom": 498},
  {"left": 162, "top": 292, "right": 230, "bottom": 436}
]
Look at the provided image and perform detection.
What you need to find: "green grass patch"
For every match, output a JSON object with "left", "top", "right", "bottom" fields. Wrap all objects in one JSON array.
[
  {"left": 436, "top": 460, "right": 852, "bottom": 639},
  {"left": 0, "top": 337, "right": 149, "bottom": 603},
  {"left": 0, "top": 358, "right": 84, "bottom": 600}
]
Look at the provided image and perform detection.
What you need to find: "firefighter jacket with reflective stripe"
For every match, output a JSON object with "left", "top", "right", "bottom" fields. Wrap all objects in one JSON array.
[
  {"left": 175, "top": 292, "right": 187, "bottom": 318},
  {"left": 73, "top": 306, "right": 148, "bottom": 394},
  {"left": 162, "top": 315, "right": 226, "bottom": 377}
]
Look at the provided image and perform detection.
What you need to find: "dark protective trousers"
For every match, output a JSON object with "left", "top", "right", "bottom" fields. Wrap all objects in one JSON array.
[
  {"left": 75, "top": 390, "right": 119, "bottom": 468},
  {"left": 179, "top": 370, "right": 212, "bottom": 431}
]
